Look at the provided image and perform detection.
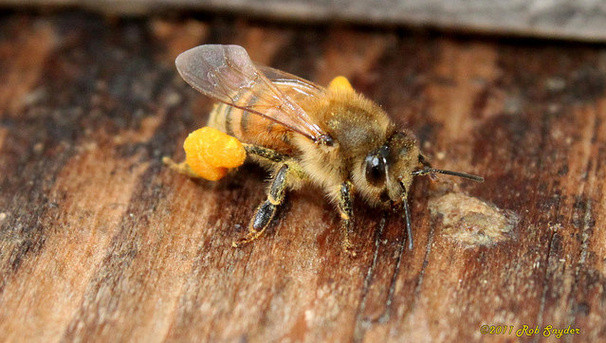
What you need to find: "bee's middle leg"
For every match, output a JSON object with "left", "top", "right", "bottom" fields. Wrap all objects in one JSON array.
[
  {"left": 336, "top": 181, "right": 357, "bottom": 256},
  {"left": 232, "top": 163, "right": 291, "bottom": 247}
]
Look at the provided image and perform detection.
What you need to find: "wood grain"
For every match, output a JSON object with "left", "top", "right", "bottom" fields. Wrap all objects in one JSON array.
[{"left": 0, "top": 13, "right": 605, "bottom": 342}]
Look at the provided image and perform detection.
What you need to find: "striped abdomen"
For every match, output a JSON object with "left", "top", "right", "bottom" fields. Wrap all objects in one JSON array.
[{"left": 207, "top": 87, "right": 307, "bottom": 156}]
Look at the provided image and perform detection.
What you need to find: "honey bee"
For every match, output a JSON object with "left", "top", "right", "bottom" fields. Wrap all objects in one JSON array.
[{"left": 171, "top": 44, "right": 483, "bottom": 255}]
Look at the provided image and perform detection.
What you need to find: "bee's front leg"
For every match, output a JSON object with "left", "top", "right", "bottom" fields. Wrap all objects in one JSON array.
[
  {"left": 336, "top": 181, "right": 357, "bottom": 257},
  {"left": 232, "top": 163, "right": 290, "bottom": 247},
  {"left": 418, "top": 153, "right": 432, "bottom": 169}
]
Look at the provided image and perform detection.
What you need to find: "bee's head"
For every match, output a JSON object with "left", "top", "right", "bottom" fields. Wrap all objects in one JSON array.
[
  {"left": 353, "top": 131, "right": 419, "bottom": 206},
  {"left": 353, "top": 130, "right": 483, "bottom": 250}
]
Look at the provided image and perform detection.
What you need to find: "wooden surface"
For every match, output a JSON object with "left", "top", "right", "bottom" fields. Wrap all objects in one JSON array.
[
  {"left": 5, "top": 0, "right": 606, "bottom": 42},
  {"left": 0, "top": 12, "right": 605, "bottom": 342}
]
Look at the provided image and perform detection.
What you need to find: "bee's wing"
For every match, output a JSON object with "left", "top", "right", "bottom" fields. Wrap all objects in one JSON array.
[
  {"left": 175, "top": 45, "right": 327, "bottom": 142},
  {"left": 257, "top": 65, "right": 326, "bottom": 98}
]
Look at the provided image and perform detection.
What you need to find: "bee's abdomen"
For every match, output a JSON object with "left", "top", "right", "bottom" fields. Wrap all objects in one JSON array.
[
  {"left": 206, "top": 92, "right": 294, "bottom": 155},
  {"left": 207, "top": 103, "right": 237, "bottom": 137}
]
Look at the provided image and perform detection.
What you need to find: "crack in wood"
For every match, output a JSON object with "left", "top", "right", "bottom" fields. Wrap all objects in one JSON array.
[
  {"left": 352, "top": 215, "right": 386, "bottom": 342},
  {"left": 410, "top": 219, "right": 435, "bottom": 309},
  {"left": 377, "top": 217, "right": 410, "bottom": 324},
  {"left": 535, "top": 227, "right": 559, "bottom": 343},
  {"left": 565, "top": 198, "right": 593, "bottom": 327}
]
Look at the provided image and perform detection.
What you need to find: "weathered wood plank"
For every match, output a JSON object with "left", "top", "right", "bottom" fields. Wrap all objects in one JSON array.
[
  {"left": 5, "top": 0, "right": 606, "bottom": 42},
  {"left": 0, "top": 12, "right": 605, "bottom": 343}
]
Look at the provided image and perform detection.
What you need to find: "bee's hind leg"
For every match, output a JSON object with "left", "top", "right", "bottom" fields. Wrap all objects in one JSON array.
[
  {"left": 242, "top": 143, "right": 287, "bottom": 163},
  {"left": 162, "top": 157, "right": 200, "bottom": 178},
  {"left": 232, "top": 163, "right": 291, "bottom": 248}
]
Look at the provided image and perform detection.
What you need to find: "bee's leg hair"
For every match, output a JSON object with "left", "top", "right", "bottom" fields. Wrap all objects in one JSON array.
[
  {"left": 232, "top": 163, "right": 290, "bottom": 247},
  {"left": 243, "top": 143, "right": 287, "bottom": 163},
  {"left": 336, "top": 181, "right": 357, "bottom": 257}
]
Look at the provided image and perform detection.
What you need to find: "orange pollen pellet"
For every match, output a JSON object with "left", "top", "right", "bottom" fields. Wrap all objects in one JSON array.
[{"left": 183, "top": 127, "right": 246, "bottom": 181}]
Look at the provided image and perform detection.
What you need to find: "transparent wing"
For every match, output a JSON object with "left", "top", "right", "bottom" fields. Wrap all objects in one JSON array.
[
  {"left": 175, "top": 45, "right": 327, "bottom": 143},
  {"left": 257, "top": 65, "right": 326, "bottom": 99}
]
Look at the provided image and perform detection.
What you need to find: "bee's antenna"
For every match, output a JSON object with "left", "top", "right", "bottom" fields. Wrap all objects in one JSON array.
[
  {"left": 398, "top": 180, "right": 414, "bottom": 250},
  {"left": 402, "top": 197, "right": 413, "bottom": 250},
  {"left": 412, "top": 168, "right": 484, "bottom": 182}
]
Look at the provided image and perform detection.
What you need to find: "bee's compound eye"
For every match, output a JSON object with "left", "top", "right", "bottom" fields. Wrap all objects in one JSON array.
[{"left": 365, "top": 153, "right": 386, "bottom": 187}]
